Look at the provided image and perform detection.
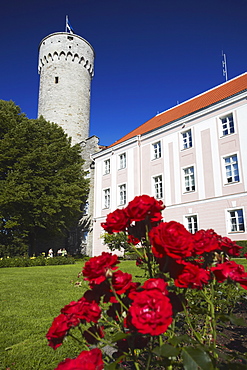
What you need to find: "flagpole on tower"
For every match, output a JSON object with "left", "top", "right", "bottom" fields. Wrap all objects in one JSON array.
[
  {"left": 65, "top": 15, "right": 68, "bottom": 32},
  {"left": 222, "top": 51, "right": 228, "bottom": 82},
  {"left": 65, "top": 15, "right": 74, "bottom": 34}
]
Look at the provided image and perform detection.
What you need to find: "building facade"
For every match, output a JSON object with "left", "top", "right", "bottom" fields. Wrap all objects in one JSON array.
[{"left": 92, "top": 73, "right": 247, "bottom": 256}]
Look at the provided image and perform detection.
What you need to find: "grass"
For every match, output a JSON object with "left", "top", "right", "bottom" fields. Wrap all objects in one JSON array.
[
  {"left": 0, "top": 260, "right": 141, "bottom": 370},
  {"left": 1, "top": 258, "right": 246, "bottom": 370}
]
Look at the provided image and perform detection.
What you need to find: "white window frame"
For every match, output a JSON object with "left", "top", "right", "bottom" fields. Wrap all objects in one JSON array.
[
  {"left": 219, "top": 112, "right": 235, "bottom": 137},
  {"left": 183, "top": 165, "right": 195, "bottom": 193},
  {"left": 103, "top": 188, "right": 110, "bottom": 209},
  {"left": 152, "top": 141, "right": 162, "bottom": 160},
  {"left": 153, "top": 174, "right": 163, "bottom": 199},
  {"left": 184, "top": 214, "right": 198, "bottom": 234},
  {"left": 118, "top": 183, "right": 127, "bottom": 206},
  {"left": 222, "top": 153, "right": 240, "bottom": 184},
  {"left": 226, "top": 208, "right": 245, "bottom": 233},
  {"left": 181, "top": 128, "right": 192, "bottom": 150},
  {"left": 104, "top": 159, "right": 110, "bottom": 175},
  {"left": 118, "top": 153, "right": 126, "bottom": 170}
]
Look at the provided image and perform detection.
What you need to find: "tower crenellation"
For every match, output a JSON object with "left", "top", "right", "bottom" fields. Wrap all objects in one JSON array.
[{"left": 38, "top": 32, "right": 94, "bottom": 145}]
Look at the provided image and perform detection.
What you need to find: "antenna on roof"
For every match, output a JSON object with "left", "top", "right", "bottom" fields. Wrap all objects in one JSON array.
[{"left": 222, "top": 51, "right": 228, "bottom": 81}]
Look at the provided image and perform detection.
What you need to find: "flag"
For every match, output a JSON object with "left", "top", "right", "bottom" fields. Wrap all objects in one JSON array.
[{"left": 66, "top": 16, "right": 74, "bottom": 34}]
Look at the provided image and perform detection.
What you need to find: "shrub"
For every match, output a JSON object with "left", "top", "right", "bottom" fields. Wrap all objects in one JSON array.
[{"left": 0, "top": 256, "right": 75, "bottom": 268}]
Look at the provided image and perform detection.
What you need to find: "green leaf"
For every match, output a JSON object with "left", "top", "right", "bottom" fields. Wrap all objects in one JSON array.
[
  {"left": 153, "top": 343, "right": 180, "bottom": 357},
  {"left": 217, "top": 314, "right": 231, "bottom": 323},
  {"left": 104, "top": 355, "right": 125, "bottom": 370},
  {"left": 229, "top": 314, "right": 246, "bottom": 326},
  {"left": 111, "top": 332, "right": 129, "bottom": 342},
  {"left": 169, "top": 334, "right": 191, "bottom": 346},
  {"left": 181, "top": 347, "right": 214, "bottom": 370},
  {"left": 104, "top": 363, "right": 117, "bottom": 370}
]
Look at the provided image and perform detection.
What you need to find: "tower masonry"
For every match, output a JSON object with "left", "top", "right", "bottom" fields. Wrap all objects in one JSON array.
[{"left": 38, "top": 32, "right": 94, "bottom": 145}]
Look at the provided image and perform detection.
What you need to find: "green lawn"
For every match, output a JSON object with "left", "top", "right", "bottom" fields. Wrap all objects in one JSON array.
[{"left": 0, "top": 260, "right": 140, "bottom": 370}]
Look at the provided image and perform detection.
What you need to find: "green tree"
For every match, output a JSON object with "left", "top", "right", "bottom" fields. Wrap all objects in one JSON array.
[{"left": 0, "top": 100, "right": 89, "bottom": 256}]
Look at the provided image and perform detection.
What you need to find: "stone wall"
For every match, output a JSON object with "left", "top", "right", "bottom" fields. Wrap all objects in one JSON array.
[{"left": 38, "top": 32, "right": 94, "bottom": 146}]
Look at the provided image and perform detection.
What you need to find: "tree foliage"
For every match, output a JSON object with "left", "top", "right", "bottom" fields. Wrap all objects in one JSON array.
[
  {"left": 102, "top": 232, "right": 130, "bottom": 252},
  {"left": 0, "top": 100, "right": 89, "bottom": 256}
]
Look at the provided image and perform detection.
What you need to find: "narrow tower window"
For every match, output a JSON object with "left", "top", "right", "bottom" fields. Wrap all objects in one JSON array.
[{"left": 55, "top": 76, "right": 59, "bottom": 84}]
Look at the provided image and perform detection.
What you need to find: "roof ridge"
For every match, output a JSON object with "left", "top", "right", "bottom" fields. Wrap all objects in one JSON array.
[
  {"left": 156, "top": 72, "right": 247, "bottom": 117},
  {"left": 107, "top": 72, "right": 247, "bottom": 148}
]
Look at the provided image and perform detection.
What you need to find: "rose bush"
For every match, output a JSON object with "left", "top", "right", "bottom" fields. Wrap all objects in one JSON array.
[{"left": 46, "top": 195, "right": 247, "bottom": 369}]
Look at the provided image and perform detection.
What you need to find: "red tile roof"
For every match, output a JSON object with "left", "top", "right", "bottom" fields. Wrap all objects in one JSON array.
[{"left": 108, "top": 73, "right": 247, "bottom": 148}]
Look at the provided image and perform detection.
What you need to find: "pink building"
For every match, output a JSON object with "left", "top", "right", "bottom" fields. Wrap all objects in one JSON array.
[{"left": 92, "top": 73, "right": 247, "bottom": 256}]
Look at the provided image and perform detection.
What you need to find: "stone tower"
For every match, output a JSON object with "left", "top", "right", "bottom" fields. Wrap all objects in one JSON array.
[
  {"left": 37, "top": 32, "right": 94, "bottom": 145},
  {"left": 37, "top": 29, "right": 100, "bottom": 257}
]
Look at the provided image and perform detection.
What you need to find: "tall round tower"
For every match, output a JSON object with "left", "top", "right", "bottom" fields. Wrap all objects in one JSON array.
[{"left": 38, "top": 32, "right": 94, "bottom": 145}]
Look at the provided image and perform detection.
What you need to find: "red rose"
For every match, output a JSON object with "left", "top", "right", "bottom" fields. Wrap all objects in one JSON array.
[
  {"left": 236, "top": 274, "right": 247, "bottom": 290},
  {"left": 149, "top": 221, "right": 193, "bottom": 260},
  {"left": 174, "top": 262, "right": 210, "bottom": 289},
  {"left": 128, "top": 234, "right": 140, "bottom": 245},
  {"left": 101, "top": 208, "right": 130, "bottom": 234},
  {"left": 142, "top": 278, "right": 168, "bottom": 294},
  {"left": 54, "top": 348, "right": 104, "bottom": 370},
  {"left": 125, "top": 194, "right": 165, "bottom": 223},
  {"left": 46, "top": 314, "right": 72, "bottom": 349},
  {"left": 76, "top": 297, "right": 101, "bottom": 323},
  {"left": 61, "top": 301, "right": 81, "bottom": 327},
  {"left": 219, "top": 236, "right": 242, "bottom": 257},
  {"left": 192, "top": 229, "right": 220, "bottom": 255},
  {"left": 126, "top": 289, "right": 173, "bottom": 335},
  {"left": 111, "top": 270, "right": 133, "bottom": 295},
  {"left": 83, "top": 252, "right": 119, "bottom": 285},
  {"left": 61, "top": 297, "right": 101, "bottom": 323},
  {"left": 211, "top": 260, "right": 246, "bottom": 283}
]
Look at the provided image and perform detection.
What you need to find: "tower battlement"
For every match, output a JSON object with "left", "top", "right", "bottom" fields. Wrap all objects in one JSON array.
[{"left": 38, "top": 32, "right": 94, "bottom": 77}]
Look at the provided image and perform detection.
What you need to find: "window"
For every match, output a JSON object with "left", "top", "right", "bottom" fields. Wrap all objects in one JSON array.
[
  {"left": 103, "top": 188, "right": 110, "bottom": 209},
  {"left": 227, "top": 209, "right": 245, "bottom": 232},
  {"left": 83, "top": 202, "right": 89, "bottom": 215},
  {"left": 220, "top": 113, "right": 235, "bottom": 136},
  {"left": 104, "top": 159, "right": 110, "bottom": 175},
  {"left": 82, "top": 231, "right": 89, "bottom": 244},
  {"left": 152, "top": 141, "right": 161, "bottom": 159},
  {"left": 181, "top": 129, "right": 192, "bottom": 149},
  {"left": 55, "top": 76, "right": 59, "bottom": 83},
  {"left": 119, "top": 153, "right": 126, "bottom": 169},
  {"left": 224, "top": 154, "right": 239, "bottom": 183},
  {"left": 153, "top": 175, "right": 163, "bottom": 199},
  {"left": 185, "top": 215, "right": 198, "bottom": 234},
  {"left": 183, "top": 166, "right": 195, "bottom": 192},
  {"left": 118, "top": 184, "right": 126, "bottom": 205}
]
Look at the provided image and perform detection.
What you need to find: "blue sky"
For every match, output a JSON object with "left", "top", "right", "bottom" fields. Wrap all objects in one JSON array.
[{"left": 1, "top": 0, "right": 247, "bottom": 146}]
